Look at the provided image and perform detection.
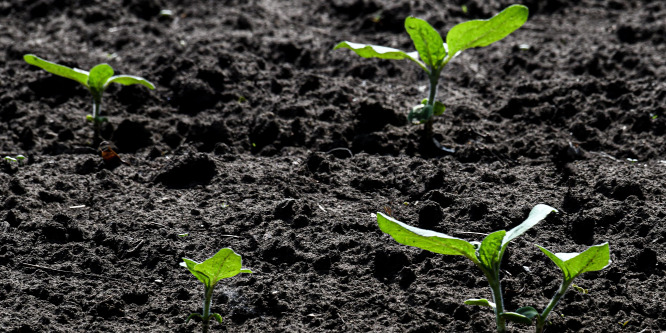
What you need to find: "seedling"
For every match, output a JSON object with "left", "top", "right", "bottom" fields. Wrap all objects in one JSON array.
[
  {"left": 376, "top": 204, "right": 611, "bottom": 333},
  {"left": 4, "top": 155, "right": 26, "bottom": 165},
  {"left": 181, "top": 248, "right": 252, "bottom": 333},
  {"left": 335, "top": 5, "right": 528, "bottom": 150},
  {"left": 23, "top": 54, "right": 155, "bottom": 144}
]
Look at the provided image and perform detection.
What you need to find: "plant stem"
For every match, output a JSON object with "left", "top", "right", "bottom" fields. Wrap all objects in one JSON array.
[
  {"left": 423, "top": 73, "right": 439, "bottom": 142},
  {"left": 488, "top": 277, "right": 507, "bottom": 333},
  {"left": 202, "top": 285, "right": 214, "bottom": 333},
  {"left": 536, "top": 280, "right": 572, "bottom": 333},
  {"left": 92, "top": 97, "right": 102, "bottom": 145}
]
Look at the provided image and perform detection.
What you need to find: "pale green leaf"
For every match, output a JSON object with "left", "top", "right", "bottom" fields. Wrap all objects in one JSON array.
[
  {"left": 182, "top": 248, "right": 251, "bottom": 288},
  {"left": 24, "top": 54, "right": 89, "bottom": 87},
  {"left": 464, "top": 298, "right": 496, "bottom": 309},
  {"left": 180, "top": 258, "right": 209, "bottom": 286},
  {"left": 376, "top": 212, "right": 477, "bottom": 261},
  {"left": 88, "top": 63, "right": 114, "bottom": 95},
  {"left": 502, "top": 311, "right": 533, "bottom": 325},
  {"left": 502, "top": 204, "right": 557, "bottom": 248},
  {"left": 334, "top": 41, "right": 426, "bottom": 71},
  {"left": 106, "top": 75, "right": 155, "bottom": 90},
  {"left": 536, "top": 243, "right": 611, "bottom": 282},
  {"left": 447, "top": 4, "right": 529, "bottom": 58},
  {"left": 404, "top": 17, "right": 446, "bottom": 69}
]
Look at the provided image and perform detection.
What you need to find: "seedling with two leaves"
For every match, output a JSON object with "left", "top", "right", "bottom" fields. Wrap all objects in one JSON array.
[
  {"left": 23, "top": 54, "right": 155, "bottom": 144},
  {"left": 3, "top": 155, "right": 26, "bottom": 165},
  {"left": 376, "top": 204, "right": 611, "bottom": 333},
  {"left": 335, "top": 5, "right": 528, "bottom": 151},
  {"left": 181, "top": 248, "right": 252, "bottom": 333}
]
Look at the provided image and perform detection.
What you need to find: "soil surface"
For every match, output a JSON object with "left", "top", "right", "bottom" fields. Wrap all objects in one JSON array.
[{"left": 1, "top": 0, "right": 665, "bottom": 332}]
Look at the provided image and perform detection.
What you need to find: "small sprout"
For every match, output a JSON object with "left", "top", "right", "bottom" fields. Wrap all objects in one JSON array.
[
  {"left": 178, "top": 233, "right": 189, "bottom": 237},
  {"left": 518, "top": 44, "right": 531, "bottom": 50},
  {"left": 181, "top": 248, "right": 252, "bottom": 333},
  {"left": 571, "top": 284, "right": 588, "bottom": 294},
  {"left": 620, "top": 320, "right": 630, "bottom": 327},
  {"left": 651, "top": 114, "right": 658, "bottom": 120},
  {"left": 4, "top": 155, "right": 26, "bottom": 166},
  {"left": 461, "top": 5, "right": 468, "bottom": 14},
  {"left": 335, "top": 5, "right": 528, "bottom": 148},
  {"left": 238, "top": 96, "right": 247, "bottom": 103},
  {"left": 159, "top": 9, "right": 173, "bottom": 17},
  {"left": 376, "top": 204, "right": 611, "bottom": 333},
  {"left": 221, "top": 203, "right": 229, "bottom": 208},
  {"left": 23, "top": 54, "right": 155, "bottom": 144},
  {"left": 626, "top": 158, "right": 638, "bottom": 163}
]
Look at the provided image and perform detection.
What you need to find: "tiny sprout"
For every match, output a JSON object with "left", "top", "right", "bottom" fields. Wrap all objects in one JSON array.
[
  {"left": 159, "top": 9, "right": 173, "bottom": 17},
  {"left": 4, "top": 155, "right": 26, "bottom": 165},
  {"left": 461, "top": 5, "right": 468, "bottom": 14},
  {"left": 182, "top": 248, "right": 252, "bottom": 333},
  {"left": 178, "top": 233, "right": 189, "bottom": 237},
  {"left": 23, "top": 54, "right": 155, "bottom": 144}
]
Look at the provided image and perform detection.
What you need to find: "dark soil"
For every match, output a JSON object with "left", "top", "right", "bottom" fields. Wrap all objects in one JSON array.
[{"left": 1, "top": 0, "right": 665, "bottom": 332}]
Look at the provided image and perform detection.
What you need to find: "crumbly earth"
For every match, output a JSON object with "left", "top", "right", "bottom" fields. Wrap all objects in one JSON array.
[{"left": 1, "top": 0, "right": 665, "bottom": 332}]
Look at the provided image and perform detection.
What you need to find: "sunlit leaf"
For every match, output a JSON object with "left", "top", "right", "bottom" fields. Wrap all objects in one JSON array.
[{"left": 447, "top": 4, "right": 529, "bottom": 57}]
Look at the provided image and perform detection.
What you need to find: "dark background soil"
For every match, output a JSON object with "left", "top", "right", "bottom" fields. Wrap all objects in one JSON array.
[{"left": 1, "top": 0, "right": 665, "bottom": 332}]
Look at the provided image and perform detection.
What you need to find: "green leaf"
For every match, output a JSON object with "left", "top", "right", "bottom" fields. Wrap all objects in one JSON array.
[
  {"left": 404, "top": 17, "right": 446, "bottom": 69},
  {"left": 432, "top": 101, "right": 446, "bottom": 116},
  {"left": 181, "top": 258, "right": 210, "bottom": 286},
  {"left": 516, "top": 306, "right": 539, "bottom": 319},
  {"left": 181, "top": 248, "right": 251, "bottom": 289},
  {"left": 464, "top": 298, "right": 496, "bottom": 309},
  {"left": 88, "top": 63, "right": 114, "bottom": 96},
  {"left": 211, "top": 313, "right": 223, "bottom": 324},
  {"left": 376, "top": 212, "right": 478, "bottom": 262},
  {"left": 334, "top": 41, "right": 427, "bottom": 72},
  {"left": 186, "top": 313, "right": 203, "bottom": 323},
  {"left": 478, "top": 230, "right": 505, "bottom": 270},
  {"left": 447, "top": 4, "right": 529, "bottom": 58},
  {"left": 502, "top": 204, "right": 557, "bottom": 249},
  {"left": 23, "top": 54, "right": 89, "bottom": 87},
  {"left": 536, "top": 243, "right": 611, "bottom": 282},
  {"left": 408, "top": 104, "right": 433, "bottom": 124},
  {"left": 106, "top": 75, "right": 155, "bottom": 90},
  {"left": 502, "top": 311, "right": 533, "bottom": 325}
]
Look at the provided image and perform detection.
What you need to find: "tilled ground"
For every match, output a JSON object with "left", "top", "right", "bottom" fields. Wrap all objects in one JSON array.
[{"left": 1, "top": 0, "right": 665, "bottom": 332}]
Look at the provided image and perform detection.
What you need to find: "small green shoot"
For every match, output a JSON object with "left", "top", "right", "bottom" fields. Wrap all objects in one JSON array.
[
  {"left": 181, "top": 248, "right": 252, "bottom": 333},
  {"left": 23, "top": 54, "right": 155, "bottom": 144},
  {"left": 335, "top": 5, "right": 528, "bottom": 149},
  {"left": 376, "top": 204, "right": 611, "bottom": 333},
  {"left": 4, "top": 155, "right": 26, "bottom": 166}
]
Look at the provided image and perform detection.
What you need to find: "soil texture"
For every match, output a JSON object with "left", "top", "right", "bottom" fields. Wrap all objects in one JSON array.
[{"left": 1, "top": 0, "right": 666, "bottom": 332}]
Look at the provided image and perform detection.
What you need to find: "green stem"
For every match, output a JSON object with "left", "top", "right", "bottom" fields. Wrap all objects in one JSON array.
[
  {"left": 423, "top": 71, "right": 440, "bottom": 142},
  {"left": 92, "top": 97, "right": 102, "bottom": 145},
  {"left": 536, "top": 280, "right": 572, "bottom": 333},
  {"left": 202, "top": 285, "right": 214, "bottom": 333},
  {"left": 488, "top": 277, "right": 507, "bottom": 333}
]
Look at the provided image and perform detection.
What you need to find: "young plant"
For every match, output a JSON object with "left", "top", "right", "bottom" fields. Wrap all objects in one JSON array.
[
  {"left": 335, "top": 5, "right": 528, "bottom": 150},
  {"left": 181, "top": 248, "right": 252, "bottom": 333},
  {"left": 376, "top": 204, "right": 611, "bottom": 333},
  {"left": 4, "top": 155, "right": 26, "bottom": 165},
  {"left": 23, "top": 54, "right": 155, "bottom": 144}
]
